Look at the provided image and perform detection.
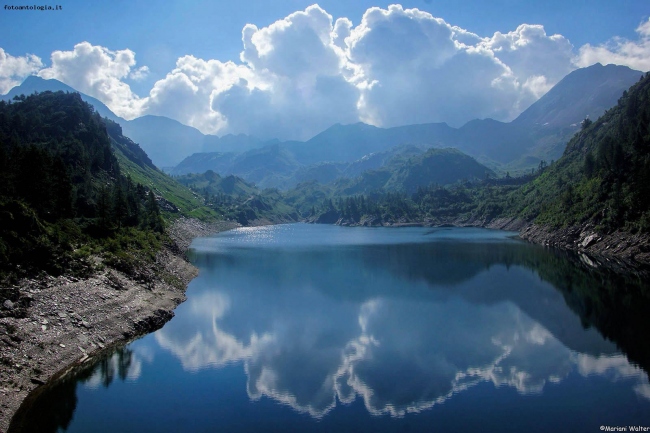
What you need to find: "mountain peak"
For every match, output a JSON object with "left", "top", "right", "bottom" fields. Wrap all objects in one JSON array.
[{"left": 513, "top": 63, "right": 642, "bottom": 128}]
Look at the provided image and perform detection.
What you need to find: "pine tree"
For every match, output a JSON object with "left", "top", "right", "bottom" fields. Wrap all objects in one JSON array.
[{"left": 145, "top": 190, "right": 164, "bottom": 233}]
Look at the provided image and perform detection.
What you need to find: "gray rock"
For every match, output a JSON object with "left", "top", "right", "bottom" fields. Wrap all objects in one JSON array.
[
  {"left": 581, "top": 234, "right": 599, "bottom": 248},
  {"left": 3, "top": 300, "right": 14, "bottom": 310}
]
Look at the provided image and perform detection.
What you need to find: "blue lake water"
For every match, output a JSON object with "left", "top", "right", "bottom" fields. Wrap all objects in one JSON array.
[{"left": 13, "top": 224, "right": 650, "bottom": 432}]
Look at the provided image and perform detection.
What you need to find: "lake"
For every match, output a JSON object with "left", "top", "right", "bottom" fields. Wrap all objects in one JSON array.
[{"left": 13, "top": 224, "right": 650, "bottom": 432}]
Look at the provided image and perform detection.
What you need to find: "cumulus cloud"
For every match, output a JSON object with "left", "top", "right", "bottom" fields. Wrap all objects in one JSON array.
[
  {"left": 482, "top": 24, "right": 575, "bottom": 100},
  {"left": 345, "top": 6, "right": 578, "bottom": 127},
  {"left": 38, "top": 42, "right": 145, "bottom": 119},
  {"left": 137, "top": 5, "right": 359, "bottom": 139},
  {"left": 0, "top": 48, "right": 43, "bottom": 94},
  {"left": 140, "top": 55, "right": 244, "bottom": 134},
  {"left": 576, "top": 18, "right": 650, "bottom": 71},
  {"left": 214, "top": 5, "right": 359, "bottom": 139}
]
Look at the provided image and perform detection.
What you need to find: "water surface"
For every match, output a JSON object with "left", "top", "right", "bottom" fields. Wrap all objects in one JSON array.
[{"left": 14, "top": 224, "right": 650, "bottom": 432}]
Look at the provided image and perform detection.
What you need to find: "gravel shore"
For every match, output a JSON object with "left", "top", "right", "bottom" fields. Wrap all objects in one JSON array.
[{"left": 0, "top": 218, "right": 239, "bottom": 432}]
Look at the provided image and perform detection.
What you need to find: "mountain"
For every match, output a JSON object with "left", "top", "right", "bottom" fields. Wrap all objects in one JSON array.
[
  {"left": 335, "top": 148, "right": 494, "bottom": 195},
  {"left": 513, "top": 63, "right": 643, "bottom": 128},
  {"left": 171, "top": 63, "right": 641, "bottom": 179},
  {"left": 2, "top": 75, "right": 123, "bottom": 124},
  {"left": 174, "top": 171, "right": 299, "bottom": 225},
  {"left": 121, "top": 115, "right": 207, "bottom": 169},
  {"left": 203, "top": 133, "right": 265, "bottom": 153},
  {"left": 509, "top": 63, "right": 644, "bottom": 164},
  {"left": 284, "top": 122, "right": 456, "bottom": 166},
  {"left": 293, "top": 64, "right": 642, "bottom": 167},
  {"left": 0, "top": 89, "right": 222, "bottom": 278},
  {"left": 6, "top": 64, "right": 641, "bottom": 173},
  {"left": 507, "top": 70, "right": 650, "bottom": 232},
  {"left": 2, "top": 77, "right": 265, "bottom": 168},
  {"left": 105, "top": 119, "right": 217, "bottom": 220},
  {"left": 170, "top": 143, "right": 427, "bottom": 189}
]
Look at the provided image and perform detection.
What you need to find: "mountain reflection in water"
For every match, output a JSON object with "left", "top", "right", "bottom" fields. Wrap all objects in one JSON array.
[{"left": 11, "top": 225, "right": 650, "bottom": 433}]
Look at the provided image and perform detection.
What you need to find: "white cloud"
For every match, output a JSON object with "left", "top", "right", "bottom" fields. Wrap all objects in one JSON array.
[
  {"left": 344, "top": 6, "right": 577, "bottom": 127},
  {"left": 577, "top": 18, "right": 650, "bottom": 71},
  {"left": 0, "top": 48, "right": 43, "bottom": 94},
  {"left": 482, "top": 24, "right": 575, "bottom": 103},
  {"left": 138, "top": 5, "right": 359, "bottom": 139},
  {"left": 129, "top": 65, "right": 149, "bottom": 81},
  {"left": 38, "top": 41, "right": 145, "bottom": 119},
  {"left": 140, "top": 55, "right": 242, "bottom": 134},
  {"left": 213, "top": 4, "right": 359, "bottom": 139},
  {"left": 346, "top": 6, "right": 505, "bottom": 126}
]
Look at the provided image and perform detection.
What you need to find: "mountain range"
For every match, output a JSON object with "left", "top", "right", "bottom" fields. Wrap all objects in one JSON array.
[
  {"left": 3, "top": 63, "right": 642, "bottom": 177},
  {"left": 169, "top": 63, "right": 642, "bottom": 188}
]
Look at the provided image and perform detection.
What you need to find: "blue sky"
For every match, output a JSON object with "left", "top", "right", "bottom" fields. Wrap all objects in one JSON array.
[{"left": 1, "top": 1, "right": 648, "bottom": 139}]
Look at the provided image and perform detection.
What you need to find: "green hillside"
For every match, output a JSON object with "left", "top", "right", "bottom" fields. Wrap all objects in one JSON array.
[
  {"left": 175, "top": 171, "right": 298, "bottom": 225},
  {"left": 506, "top": 72, "right": 650, "bottom": 232},
  {"left": 334, "top": 147, "right": 494, "bottom": 195},
  {"left": 106, "top": 120, "right": 218, "bottom": 221},
  {"left": 0, "top": 91, "right": 216, "bottom": 281}
]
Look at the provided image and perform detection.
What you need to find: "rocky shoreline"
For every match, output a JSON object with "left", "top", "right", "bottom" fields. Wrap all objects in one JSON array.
[
  {"left": 518, "top": 223, "right": 650, "bottom": 270},
  {"left": 0, "top": 217, "right": 239, "bottom": 433},
  {"left": 329, "top": 214, "right": 650, "bottom": 269}
]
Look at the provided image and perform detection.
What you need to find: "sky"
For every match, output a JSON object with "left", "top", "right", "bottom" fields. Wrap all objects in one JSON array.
[{"left": 1, "top": 0, "right": 649, "bottom": 140}]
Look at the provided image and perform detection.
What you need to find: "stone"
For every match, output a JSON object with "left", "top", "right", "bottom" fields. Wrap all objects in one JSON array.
[
  {"left": 581, "top": 234, "right": 599, "bottom": 248},
  {"left": 3, "top": 300, "right": 14, "bottom": 310}
]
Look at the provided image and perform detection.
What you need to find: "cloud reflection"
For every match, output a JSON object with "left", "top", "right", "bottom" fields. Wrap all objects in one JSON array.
[{"left": 153, "top": 226, "right": 650, "bottom": 419}]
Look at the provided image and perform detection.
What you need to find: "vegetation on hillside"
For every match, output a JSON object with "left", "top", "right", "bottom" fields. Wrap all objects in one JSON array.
[
  {"left": 174, "top": 171, "right": 298, "bottom": 225},
  {"left": 503, "top": 72, "right": 650, "bottom": 232},
  {"left": 295, "top": 72, "right": 650, "bottom": 232},
  {"left": 0, "top": 92, "right": 172, "bottom": 282}
]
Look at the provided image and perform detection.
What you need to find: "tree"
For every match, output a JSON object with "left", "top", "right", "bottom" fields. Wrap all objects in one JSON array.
[
  {"left": 145, "top": 190, "right": 164, "bottom": 233},
  {"left": 112, "top": 182, "right": 128, "bottom": 228}
]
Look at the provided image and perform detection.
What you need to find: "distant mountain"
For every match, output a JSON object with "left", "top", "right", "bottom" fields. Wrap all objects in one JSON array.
[
  {"left": 170, "top": 142, "right": 427, "bottom": 190},
  {"left": 335, "top": 148, "right": 494, "bottom": 195},
  {"left": 7, "top": 64, "right": 641, "bottom": 172},
  {"left": 174, "top": 63, "right": 641, "bottom": 179},
  {"left": 174, "top": 171, "right": 299, "bottom": 225},
  {"left": 509, "top": 63, "right": 644, "bottom": 164},
  {"left": 284, "top": 122, "right": 455, "bottom": 165},
  {"left": 2, "top": 77, "right": 265, "bottom": 168},
  {"left": 169, "top": 152, "right": 237, "bottom": 176},
  {"left": 513, "top": 63, "right": 643, "bottom": 128},
  {"left": 342, "top": 145, "right": 424, "bottom": 178},
  {"left": 121, "top": 115, "right": 207, "bottom": 168},
  {"left": 175, "top": 170, "right": 257, "bottom": 197},
  {"left": 2, "top": 75, "right": 123, "bottom": 124},
  {"left": 203, "top": 133, "right": 265, "bottom": 153}
]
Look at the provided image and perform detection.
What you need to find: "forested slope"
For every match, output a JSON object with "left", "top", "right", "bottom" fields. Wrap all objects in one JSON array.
[{"left": 0, "top": 91, "right": 209, "bottom": 281}]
